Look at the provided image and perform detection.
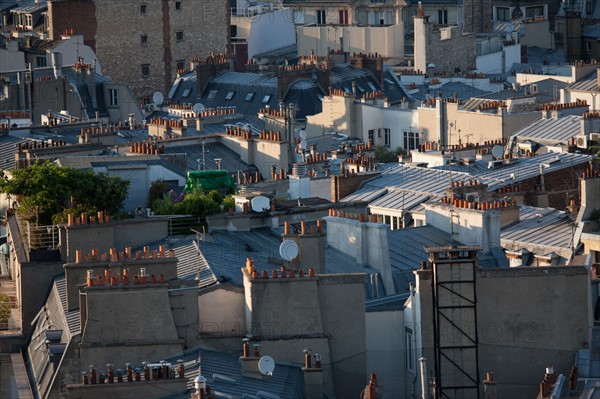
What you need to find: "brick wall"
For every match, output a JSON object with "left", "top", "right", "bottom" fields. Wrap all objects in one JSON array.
[
  {"left": 517, "top": 161, "right": 590, "bottom": 209},
  {"left": 331, "top": 172, "right": 381, "bottom": 202},
  {"left": 49, "top": 0, "right": 229, "bottom": 101}
]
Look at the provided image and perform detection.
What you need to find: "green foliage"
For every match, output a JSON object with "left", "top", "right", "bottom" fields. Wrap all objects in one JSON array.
[
  {"left": 374, "top": 146, "right": 400, "bottom": 163},
  {"left": 148, "top": 179, "right": 168, "bottom": 208},
  {"left": 0, "top": 161, "right": 129, "bottom": 225},
  {"left": 151, "top": 189, "right": 221, "bottom": 217},
  {"left": 222, "top": 195, "right": 235, "bottom": 212},
  {"left": 0, "top": 292, "right": 11, "bottom": 323},
  {"left": 207, "top": 190, "right": 223, "bottom": 205}
]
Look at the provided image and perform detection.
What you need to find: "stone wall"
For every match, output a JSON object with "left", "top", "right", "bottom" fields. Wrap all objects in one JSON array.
[{"left": 49, "top": 0, "right": 229, "bottom": 101}]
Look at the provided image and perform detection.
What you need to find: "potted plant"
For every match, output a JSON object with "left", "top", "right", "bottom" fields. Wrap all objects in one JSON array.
[{"left": 0, "top": 292, "right": 11, "bottom": 330}]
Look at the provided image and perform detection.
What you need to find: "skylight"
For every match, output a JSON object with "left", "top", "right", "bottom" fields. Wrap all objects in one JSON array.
[
  {"left": 181, "top": 89, "right": 191, "bottom": 98},
  {"left": 245, "top": 92, "right": 255, "bottom": 101},
  {"left": 225, "top": 91, "right": 235, "bottom": 100},
  {"left": 207, "top": 90, "right": 218, "bottom": 100},
  {"left": 261, "top": 95, "right": 271, "bottom": 103}
]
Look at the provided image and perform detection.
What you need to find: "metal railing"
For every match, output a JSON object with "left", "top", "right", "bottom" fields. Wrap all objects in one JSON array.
[
  {"left": 168, "top": 216, "right": 206, "bottom": 236},
  {"left": 26, "top": 222, "right": 60, "bottom": 251}
]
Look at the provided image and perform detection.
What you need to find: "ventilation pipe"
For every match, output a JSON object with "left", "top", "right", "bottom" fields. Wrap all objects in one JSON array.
[{"left": 419, "top": 357, "right": 429, "bottom": 399}]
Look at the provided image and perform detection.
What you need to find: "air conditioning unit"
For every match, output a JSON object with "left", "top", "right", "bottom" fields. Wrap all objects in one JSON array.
[
  {"left": 146, "top": 103, "right": 156, "bottom": 112},
  {"left": 575, "top": 134, "right": 588, "bottom": 149},
  {"left": 590, "top": 133, "right": 600, "bottom": 144}
]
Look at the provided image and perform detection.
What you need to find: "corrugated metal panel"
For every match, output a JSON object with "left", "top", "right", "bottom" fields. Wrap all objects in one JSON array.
[
  {"left": 566, "top": 69, "right": 600, "bottom": 92},
  {"left": 369, "top": 190, "right": 429, "bottom": 212},
  {"left": 501, "top": 209, "right": 574, "bottom": 250},
  {"left": 54, "top": 277, "right": 80, "bottom": 336},
  {"left": 511, "top": 115, "right": 581, "bottom": 144}
]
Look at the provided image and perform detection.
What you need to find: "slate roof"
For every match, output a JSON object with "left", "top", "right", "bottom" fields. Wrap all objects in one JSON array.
[
  {"left": 583, "top": 24, "right": 600, "bottom": 40},
  {"left": 165, "top": 347, "right": 305, "bottom": 399},
  {"left": 476, "top": 79, "right": 568, "bottom": 104},
  {"left": 0, "top": 134, "right": 29, "bottom": 170},
  {"left": 412, "top": 81, "right": 490, "bottom": 102},
  {"left": 168, "top": 64, "right": 410, "bottom": 119}
]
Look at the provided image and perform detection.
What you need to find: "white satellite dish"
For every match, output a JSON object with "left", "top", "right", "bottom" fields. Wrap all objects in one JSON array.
[
  {"left": 491, "top": 145, "right": 504, "bottom": 159},
  {"left": 258, "top": 355, "right": 275, "bottom": 376},
  {"left": 251, "top": 196, "right": 270, "bottom": 212},
  {"left": 279, "top": 240, "right": 299, "bottom": 261},
  {"left": 299, "top": 129, "right": 307, "bottom": 139},
  {"left": 193, "top": 103, "right": 206, "bottom": 114},
  {"left": 152, "top": 91, "right": 165, "bottom": 106},
  {"left": 0, "top": 243, "right": 9, "bottom": 255},
  {"left": 300, "top": 139, "right": 308, "bottom": 150}
]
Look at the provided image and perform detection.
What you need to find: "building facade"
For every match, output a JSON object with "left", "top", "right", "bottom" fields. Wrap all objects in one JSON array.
[{"left": 47, "top": 0, "right": 230, "bottom": 103}]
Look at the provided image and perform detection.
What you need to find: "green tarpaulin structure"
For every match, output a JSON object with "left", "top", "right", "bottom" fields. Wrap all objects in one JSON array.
[{"left": 184, "top": 170, "right": 236, "bottom": 194}]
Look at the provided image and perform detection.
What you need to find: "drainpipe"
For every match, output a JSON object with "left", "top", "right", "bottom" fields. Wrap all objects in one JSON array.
[{"left": 419, "top": 357, "right": 429, "bottom": 399}]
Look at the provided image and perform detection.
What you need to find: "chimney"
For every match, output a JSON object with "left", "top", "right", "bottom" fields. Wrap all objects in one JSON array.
[
  {"left": 597, "top": 68, "right": 600, "bottom": 89},
  {"left": 363, "top": 373, "right": 380, "bottom": 399},
  {"left": 239, "top": 338, "right": 262, "bottom": 379},
  {"left": 483, "top": 372, "right": 497, "bottom": 399},
  {"left": 302, "top": 349, "right": 323, "bottom": 399},
  {"left": 282, "top": 220, "right": 326, "bottom": 273},
  {"left": 195, "top": 56, "right": 231, "bottom": 96}
]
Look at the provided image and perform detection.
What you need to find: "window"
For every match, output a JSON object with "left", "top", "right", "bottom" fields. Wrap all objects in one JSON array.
[
  {"left": 25, "top": 14, "right": 32, "bottom": 27},
  {"left": 175, "top": 1, "right": 181, "bottom": 10},
  {"left": 207, "top": 90, "right": 218, "bottom": 99},
  {"left": 316, "top": 9, "right": 326, "bottom": 25},
  {"left": 496, "top": 7, "right": 510, "bottom": 21},
  {"left": 293, "top": 10, "right": 304, "bottom": 24},
  {"left": 181, "top": 89, "right": 191, "bottom": 98},
  {"left": 141, "top": 64, "right": 150, "bottom": 77},
  {"left": 367, "top": 82, "right": 377, "bottom": 91},
  {"left": 339, "top": 9, "right": 348, "bottom": 25},
  {"left": 245, "top": 92, "right": 255, "bottom": 101},
  {"left": 525, "top": 5, "right": 544, "bottom": 18},
  {"left": 140, "top": 3, "right": 147, "bottom": 15},
  {"left": 587, "top": 41, "right": 592, "bottom": 54},
  {"left": 403, "top": 130, "right": 420, "bottom": 150},
  {"left": 176, "top": 60, "right": 185, "bottom": 70},
  {"left": 438, "top": 9, "right": 448, "bottom": 25},
  {"left": 36, "top": 56, "right": 47, "bottom": 67},
  {"left": 405, "top": 328, "right": 415, "bottom": 373},
  {"left": 586, "top": 1, "right": 592, "bottom": 15},
  {"left": 383, "top": 128, "right": 391, "bottom": 146},
  {"left": 368, "top": 129, "right": 375, "bottom": 145},
  {"left": 109, "top": 88, "right": 118, "bottom": 107},
  {"left": 141, "top": 34, "right": 148, "bottom": 46},
  {"left": 261, "top": 95, "right": 271, "bottom": 103},
  {"left": 225, "top": 91, "right": 235, "bottom": 100},
  {"left": 176, "top": 31, "right": 183, "bottom": 41}
]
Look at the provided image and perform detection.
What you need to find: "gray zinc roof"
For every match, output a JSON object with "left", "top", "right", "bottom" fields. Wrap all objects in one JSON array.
[
  {"left": 510, "top": 114, "right": 581, "bottom": 146},
  {"left": 566, "top": 69, "right": 600, "bottom": 93},
  {"left": 166, "top": 347, "right": 305, "bottom": 399}
]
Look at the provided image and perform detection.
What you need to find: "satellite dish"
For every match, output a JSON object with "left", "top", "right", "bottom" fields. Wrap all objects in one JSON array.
[
  {"left": 299, "top": 129, "right": 307, "bottom": 139},
  {"left": 152, "top": 91, "right": 164, "bottom": 106},
  {"left": 300, "top": 139, "right": 308, "bottom": 150},
  {"left": 258, "top": 356, "right": 275, "bottom": 376},
  {"left": 251, "top": 196, "right": 270, "bottom": 212},
  {"left": 193, "top": 103, "right": 205, "bottom": 114},
  {"left": 492, "top": 145, "right": 504, "bottom": 159},
  {"left": 0, "top": 243, "right": 8, "bottom": 255},
  {"left": 279, "top": 240, "right": 299, "bottom": 261}
]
